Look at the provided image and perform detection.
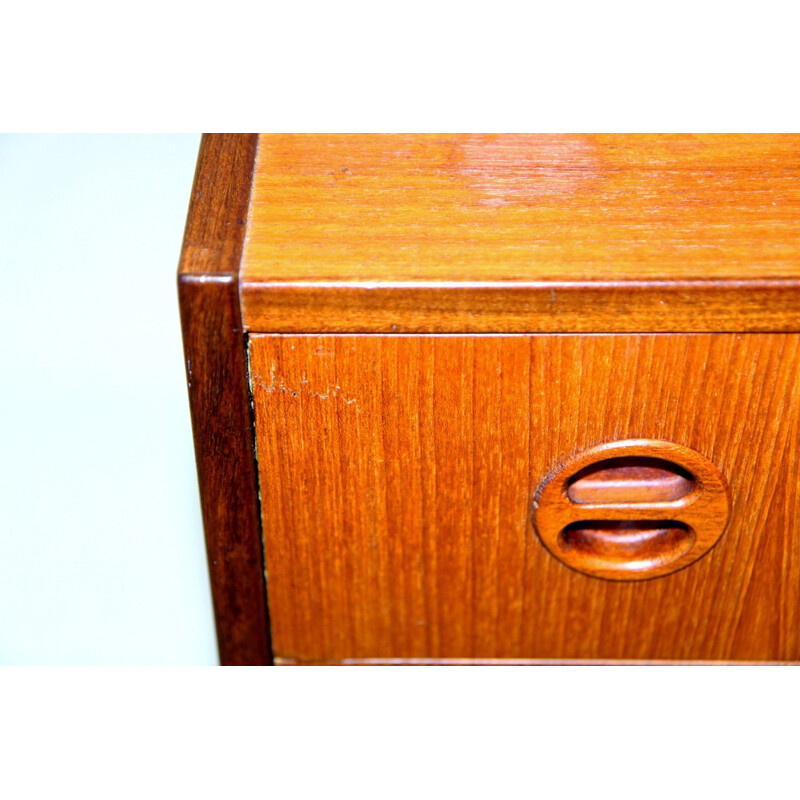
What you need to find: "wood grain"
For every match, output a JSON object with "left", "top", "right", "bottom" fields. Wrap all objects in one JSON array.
[
  {"left": 240, "top": 280, "right": 800, "bottom": 334},
  {"left": 274, "top": 658, "right": 795, "bottom": 666},
  {"left": 250, "top": 333, "right": 800, "bottom": 664},
  {"left": 241, "top": 134, "right": 800, "bottom": 333},
  {"left": 178, "top": 133, "right": 272, "bottom": 665}
]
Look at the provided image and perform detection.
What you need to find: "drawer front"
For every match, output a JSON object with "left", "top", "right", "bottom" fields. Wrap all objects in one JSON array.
[{"left": 249, "top": 334, "right": 800, "bottom": 664}]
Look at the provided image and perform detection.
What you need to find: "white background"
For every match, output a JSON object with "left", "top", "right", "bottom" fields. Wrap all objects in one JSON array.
[{"left": 0, "top": 135, "right": 218, "bottom": 664}]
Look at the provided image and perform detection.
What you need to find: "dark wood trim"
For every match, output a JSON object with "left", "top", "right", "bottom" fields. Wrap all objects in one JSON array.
[
  {"left": 178, "top": 134, "right": 272, "bottom": 665},
  {"left": 180, "top": 134, "right": 259, "bottom": 278}
]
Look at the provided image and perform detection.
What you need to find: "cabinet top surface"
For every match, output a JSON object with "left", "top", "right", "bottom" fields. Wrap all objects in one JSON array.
[{"left": 241, "top": 133, "right": 800, "bottom": 285}]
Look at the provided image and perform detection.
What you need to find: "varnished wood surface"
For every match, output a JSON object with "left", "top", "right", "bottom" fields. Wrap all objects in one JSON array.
[
  {"left": 241, "top": 134, "right": 800, "bottom": 333},
  {"left": 250, "top": 333, "right": 800, "bottom": 663},
  {"left": 274, "top": 658, "right": 797, "bottom": 666},
  {"left": 244, "top": 135, "right": 800, "bottom": 283},
  {"left": 240, "top": 279, "right": 800, "bottom": 334},
  {"left": 180, "top": 134, "right": 258, "bottom": 277},
  {"left": 178, "top": 134, "right": 272, "bottom": 665},
  {"left": 566, "top": 457, "right": 693, "bottom": 505}
]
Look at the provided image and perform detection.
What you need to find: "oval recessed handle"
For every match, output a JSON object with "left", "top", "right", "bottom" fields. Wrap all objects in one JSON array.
[
  {"left": 532, "top": 440, "right": 730, "bottom": 581},
  {"left": 566, "top": 457, "right": 694, "bottom": 505}
]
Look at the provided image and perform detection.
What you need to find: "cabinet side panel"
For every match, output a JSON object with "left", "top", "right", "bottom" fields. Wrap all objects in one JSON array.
[
  {"left": 179, "top": 280, "right": 270, "bottom": 665},
  {"left": 178, "top": 134, "right": 271, "bottom": 665},
  {"left": 250, "top": 334, "right": 800, "bottom": 663}
]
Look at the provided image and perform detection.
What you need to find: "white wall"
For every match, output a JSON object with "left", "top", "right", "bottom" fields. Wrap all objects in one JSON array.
[{"left": 0, "top": 135, "right": 218, "bottom": 664}]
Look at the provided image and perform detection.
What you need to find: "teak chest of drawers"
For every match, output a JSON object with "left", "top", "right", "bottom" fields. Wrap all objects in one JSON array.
[{"left": 179, "top": 134, "right": 800, "bottom": 665}]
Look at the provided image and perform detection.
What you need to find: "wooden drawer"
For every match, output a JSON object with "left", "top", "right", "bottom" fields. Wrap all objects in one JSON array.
[
  {"left": 179, "top": 134, "right": 800, "bottom": 664},
  {"left": 250, "top": 333, "right": 800, "bottom": 664}
]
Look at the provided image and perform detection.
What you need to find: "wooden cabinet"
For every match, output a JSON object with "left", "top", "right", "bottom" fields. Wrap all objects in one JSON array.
[{"left": 180, "top": 134, "right": 800, "bottom": 665}]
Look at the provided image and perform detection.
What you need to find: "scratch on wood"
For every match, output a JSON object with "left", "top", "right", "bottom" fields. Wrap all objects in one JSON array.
[{"left": 252, "top": 370, "right": 362, "bottom": 412}]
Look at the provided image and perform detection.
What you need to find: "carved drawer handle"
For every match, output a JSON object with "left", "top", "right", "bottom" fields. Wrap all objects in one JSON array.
[{"left": 532, "top": 440, "right": 730, "bottom": 580}]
